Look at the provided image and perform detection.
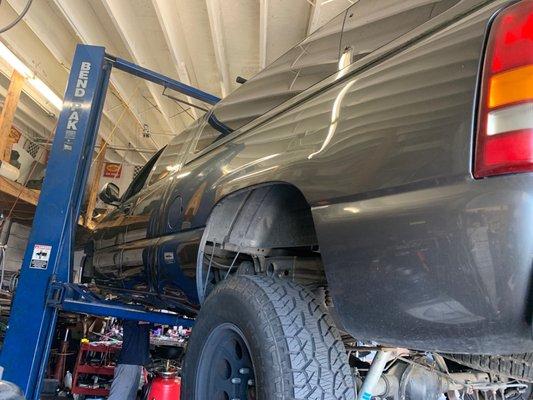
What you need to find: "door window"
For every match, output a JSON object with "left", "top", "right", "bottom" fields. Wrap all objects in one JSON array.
[
  {"left": 121, "top": 147, "right": 164, "bottom": 201},
  {"left": 146, "top": 121, "right": 198, "bottom": 186},
  {"left": 191, "top": 116, "right": 226, "bottom": 154}
]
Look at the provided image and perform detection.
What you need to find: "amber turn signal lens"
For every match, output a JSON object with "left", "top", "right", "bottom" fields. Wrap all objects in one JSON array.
[{"left": 489, "top": 64, "right": 533, "bottom": 108}]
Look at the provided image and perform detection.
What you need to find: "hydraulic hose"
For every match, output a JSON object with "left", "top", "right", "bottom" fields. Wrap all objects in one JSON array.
[{"left": 0, "top": 0, "right": 33, "bottom": 34}]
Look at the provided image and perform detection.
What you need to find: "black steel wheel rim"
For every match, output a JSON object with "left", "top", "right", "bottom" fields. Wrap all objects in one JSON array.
[{"left": 196, "top": 323, "right": 256, "bottom": 400}]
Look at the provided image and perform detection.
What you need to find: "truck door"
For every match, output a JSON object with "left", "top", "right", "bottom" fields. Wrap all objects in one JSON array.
[
  {"left": 123, "top": 129, "right": 195, "bottom": 298},
  {"left": 92, "top": 203, "right": 132, "bottom": 289},
  {"left": 92, "top": 149, "right": 163, "bottom": 291}
]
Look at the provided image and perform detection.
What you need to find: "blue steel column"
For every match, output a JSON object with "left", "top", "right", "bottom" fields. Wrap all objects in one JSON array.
[{"left": 0, "top": 44, "right": 110, "bottom": 399}]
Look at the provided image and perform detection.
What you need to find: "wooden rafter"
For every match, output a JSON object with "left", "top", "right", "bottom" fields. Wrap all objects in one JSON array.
[
  {"left": 0, "top": 176, "right": 39, "bottom": 206},
  {"left": 85, "top": 138, "right": 107, "bottom": 229},
  {"left": 0, "top": 70, "right": 25, "bottom": 162}
]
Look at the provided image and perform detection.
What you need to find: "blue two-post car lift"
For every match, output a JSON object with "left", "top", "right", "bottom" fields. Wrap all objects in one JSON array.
[{"left": 0, "top": 44, "right": 219, "bottom": 399}]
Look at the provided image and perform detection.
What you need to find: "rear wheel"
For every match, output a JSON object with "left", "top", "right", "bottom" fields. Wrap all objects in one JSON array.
[{"left": 181, "top": 275, "right": 355, "bottom": 400}]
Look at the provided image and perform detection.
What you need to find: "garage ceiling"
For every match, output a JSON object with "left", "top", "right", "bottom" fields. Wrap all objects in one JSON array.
[{"left": 0, "top": 0, "right": 353, "bottom": 166}]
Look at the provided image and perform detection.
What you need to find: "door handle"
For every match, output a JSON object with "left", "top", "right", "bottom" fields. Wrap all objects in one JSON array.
[{"left": 122, "top": 204, "right": 132, "bottom": 214}]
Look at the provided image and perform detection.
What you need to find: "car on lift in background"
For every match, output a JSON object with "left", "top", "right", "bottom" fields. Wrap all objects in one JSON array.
[{"left": 83, "top": 0, "right": 533, "bottom": 398}]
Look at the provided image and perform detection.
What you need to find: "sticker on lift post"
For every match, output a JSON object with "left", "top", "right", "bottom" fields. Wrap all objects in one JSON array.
[{"left": 30, "top": 244, "right": 52, "bottom": 270}]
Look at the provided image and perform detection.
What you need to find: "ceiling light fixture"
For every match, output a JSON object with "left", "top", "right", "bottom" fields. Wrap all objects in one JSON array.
[{"left": 0, "top": 41, "right": 63, "bottom": 110}]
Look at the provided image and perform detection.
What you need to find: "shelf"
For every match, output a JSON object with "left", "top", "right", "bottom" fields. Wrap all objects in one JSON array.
[{"left": 75, "top": 364, "right": 115, "bottom": 376}]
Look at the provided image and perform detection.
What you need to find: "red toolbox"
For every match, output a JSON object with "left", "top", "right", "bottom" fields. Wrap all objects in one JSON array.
[{"left": 71, "top": 342, "right": 121, "bottom": 396}]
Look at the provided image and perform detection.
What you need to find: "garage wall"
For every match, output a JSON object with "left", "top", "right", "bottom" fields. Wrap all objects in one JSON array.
[
  {"left": 3, "top": 222, "right": 29, "bottom": 274},
  {"left": 1, "top": 222, "right": 85, "bottom": 291},
  {"left": 1, "top": 222, "right": 28, "bottom": 292}
]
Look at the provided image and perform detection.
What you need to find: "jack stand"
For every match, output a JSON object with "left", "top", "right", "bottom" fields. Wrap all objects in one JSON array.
[{"left": 0, "top": 44, "right": 218, "bottom": 399}]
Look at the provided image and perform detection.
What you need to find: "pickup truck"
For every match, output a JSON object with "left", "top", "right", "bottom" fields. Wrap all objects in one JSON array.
[{"left": 84, "top": 0, "right": 533, "bottom": 398}]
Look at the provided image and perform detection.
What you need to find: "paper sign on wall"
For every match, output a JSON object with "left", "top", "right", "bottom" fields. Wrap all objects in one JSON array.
[{"left": 103, "top": 162, "right": 122, "bottom": 178}]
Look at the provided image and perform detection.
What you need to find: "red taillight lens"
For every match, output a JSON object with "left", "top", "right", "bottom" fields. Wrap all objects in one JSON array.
[{"left": 474, "top": 0, "right": 533, "bottom": 178}]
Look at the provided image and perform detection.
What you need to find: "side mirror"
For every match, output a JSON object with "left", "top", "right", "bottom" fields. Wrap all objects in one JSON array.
[{"left": 99, "top": 182, "right": 120, "bottom": 206}]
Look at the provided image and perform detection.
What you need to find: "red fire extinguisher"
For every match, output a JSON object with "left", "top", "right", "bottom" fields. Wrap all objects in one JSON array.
[{"left": 145, "top": 371, "right": 181, "bottom": 400}]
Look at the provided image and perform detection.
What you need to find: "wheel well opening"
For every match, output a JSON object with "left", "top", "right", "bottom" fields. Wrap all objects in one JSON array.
[{"left": 197, "top": 183, "right": 325, "bottom": 302}]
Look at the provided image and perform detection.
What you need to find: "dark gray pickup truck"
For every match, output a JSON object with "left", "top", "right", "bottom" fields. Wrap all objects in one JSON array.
[{"left": 85, "top": 0, "right": 533, "bottom": 398}]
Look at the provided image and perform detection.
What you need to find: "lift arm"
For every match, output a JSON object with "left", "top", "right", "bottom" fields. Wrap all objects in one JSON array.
[
  {"left": 110, "top": 55, "right": 220, "bottom": 105},
  {"left": 46, "top": 283, "right": 194, "bottom": 327}
]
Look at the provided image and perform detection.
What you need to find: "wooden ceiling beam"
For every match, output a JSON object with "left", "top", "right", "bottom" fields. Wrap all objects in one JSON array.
[
  {"left": 0, "top": 176, "right": 39, "bottom": 206},
  {"left": 85, "top": 138, "right": 107, "bottom": 229},
  {"left": 206, "top": 0, "right": 231, "bottom": 97},
  {"left": 0, "top": 70, "right": 25, "bottom": 161}
]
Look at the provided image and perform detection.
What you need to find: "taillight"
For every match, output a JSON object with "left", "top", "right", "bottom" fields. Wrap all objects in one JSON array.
[{"left": 474, "top": 0, "right": 533, "bottom": 178}]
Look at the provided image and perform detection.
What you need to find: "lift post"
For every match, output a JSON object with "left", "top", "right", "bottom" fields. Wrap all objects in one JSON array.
[{"left": 0, "top": 44, "right": 217, "bottom": 399}]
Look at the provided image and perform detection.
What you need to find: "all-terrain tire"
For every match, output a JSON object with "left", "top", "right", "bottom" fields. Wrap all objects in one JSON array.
[
  {"left": 444, "top": 353, "right": 533, "bottom": 382},
  {"left": 181, "top": 275, "right": 355, "bottom": 399}
]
